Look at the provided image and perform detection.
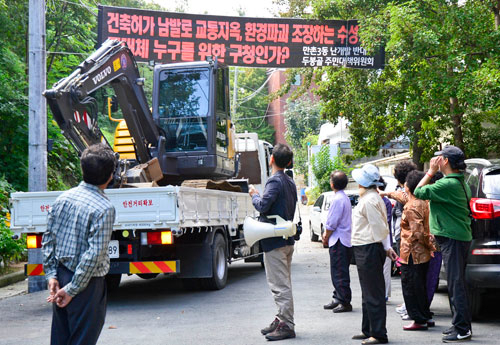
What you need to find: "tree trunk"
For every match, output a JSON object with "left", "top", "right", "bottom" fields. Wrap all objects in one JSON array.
[
  {"left": 411, "top": 119, "right": 424, "bottom": 170},
  {"left": 450, "top": 96, "right": 465, "bottom": 154},
  {"left": 494, "top": 1, "right": 500, "bottom": 30}
]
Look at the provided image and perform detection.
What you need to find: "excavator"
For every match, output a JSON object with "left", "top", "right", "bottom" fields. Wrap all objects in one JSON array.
[{"left": 44, "top": 39, "right": 237, "bottom": 185}]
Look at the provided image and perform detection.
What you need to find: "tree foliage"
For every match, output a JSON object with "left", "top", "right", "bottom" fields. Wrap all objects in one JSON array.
[
  {"left": 311, "top": 145, "right": 351, "bottom": 193},
  {"left": 0, "top": 177, "right": 24, "bottom": 271},
  {"left": 280, "top": 0, "right": 500, "bottom": 165},
  {"left": 0, "top": 0, "right": 171, "bottom": 193},
  {"left": 231, "top": 67, "right": 276, "bottom": 143},
  {"left": 283, "top": 96, "right": 324, "bottom": 178}
]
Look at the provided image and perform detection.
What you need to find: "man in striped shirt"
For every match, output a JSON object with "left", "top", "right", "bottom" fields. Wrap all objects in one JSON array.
[{"left": 42, "top": 143, "right": 116, "bottom": 345}]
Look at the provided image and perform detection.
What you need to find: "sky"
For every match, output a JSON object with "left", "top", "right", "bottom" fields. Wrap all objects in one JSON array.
[{"left": 152, "top": 0, "right": 280, "bottom": 18}]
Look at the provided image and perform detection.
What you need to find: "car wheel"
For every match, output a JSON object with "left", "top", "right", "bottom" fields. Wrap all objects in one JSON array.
[
  {"left": 200, "top": 233, "right": 228, "bottom": 290},
  {"left": 310, "top": 221, "right": 319, "bottom": 242}
]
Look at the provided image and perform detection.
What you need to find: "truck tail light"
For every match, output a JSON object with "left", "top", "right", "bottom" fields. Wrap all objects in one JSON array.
[
  {"left": 141, "top": 231, "right": 173, "bottom": 245},
  {"left": 471, "top": 248, "right": 500, "bottom": 255},
  {"left": 470, "top": 198, "right": 500, "bottom": 219},
  {"left": 161, "top": 231, "right": 172, "bottom": 244},
  {"left": 27, "top": 234, "right": 42, "bottom": 249}
]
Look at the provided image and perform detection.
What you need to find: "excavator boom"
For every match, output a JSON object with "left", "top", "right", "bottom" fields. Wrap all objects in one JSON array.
[{"left": 44, "top": 40, "right": 162, "bottom": 166}]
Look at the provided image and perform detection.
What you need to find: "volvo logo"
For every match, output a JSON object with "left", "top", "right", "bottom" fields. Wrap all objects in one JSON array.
[{"left": 92, "top": 66, "right": 112, "bottom": 84}]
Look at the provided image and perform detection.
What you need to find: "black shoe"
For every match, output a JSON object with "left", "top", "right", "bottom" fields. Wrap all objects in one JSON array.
[
  {"left": 261, "top": 318, "right": 280, "bottom": 335},
  {"left": 442, "top": 326, "right": 455, "bottom": 336},
  {"left": 265, "top": 322, "right": 296, "bottom": 341},
  {"left": 352, "top": 333, "right": 369, "bottom": 340},
  {"left": 323, "top": 300, "right": 340, "bottom": 310},
  {"left": 362, "top": 337, "right": 388, "bottom": 344},
  {"left": 442, "top": 330, "right": 471, "bottom": 343},
  {"left": 333, "top": 303, "right": 352, "bottom": 313}
]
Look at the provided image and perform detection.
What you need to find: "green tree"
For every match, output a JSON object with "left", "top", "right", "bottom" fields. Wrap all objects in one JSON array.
[
  {"left": 279, "top": 0, "right": 500, "bottom": 165},
  {"left": 284, "top": 96, "right": 324, "bottom": 149},
  {"left": 0, "top": 177, "right": 24, "bottom": 271},
  {"left": 283, "top": 96, "right": 324, "bottom": 178},
  {"left": 231, "top": 67, "right": 276, "bottom": 143},
  {"left": 311, "top": 145, "right": 351, "bottom": 193},
  {"left": 0, "top": 45, "right": 29, "bottom": 191},
  {"left": 296, "top": 133, "right": 318, "bottom": 182},
  {"left": 0, "top": 0, "right": 171, "bottom": 192}
]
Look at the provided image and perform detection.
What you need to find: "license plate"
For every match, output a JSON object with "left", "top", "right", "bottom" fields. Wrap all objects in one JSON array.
[{"left": 108, "top": 240, "right": 119, "bottom": 259}]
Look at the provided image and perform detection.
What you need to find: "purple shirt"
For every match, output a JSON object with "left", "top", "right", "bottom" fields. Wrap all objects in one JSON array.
[
  {"left": 382, "top": 196, "right": 393, "bottom": 245},
  {"left": 325, "top": 190, "right": 352, "bottom": 247}
]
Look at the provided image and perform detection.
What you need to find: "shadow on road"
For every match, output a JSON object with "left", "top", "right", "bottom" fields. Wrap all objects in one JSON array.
[{"left": 107, "top": 262, "right": 264, "bottom": 305}]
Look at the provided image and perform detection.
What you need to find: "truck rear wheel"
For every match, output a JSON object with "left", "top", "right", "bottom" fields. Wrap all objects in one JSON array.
[{"left": 200, "top": 233, "right": 228, "bottom": 290}]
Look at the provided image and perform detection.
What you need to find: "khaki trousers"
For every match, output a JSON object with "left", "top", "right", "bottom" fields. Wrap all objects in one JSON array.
[{"left": 264, "top": 245, "right": 294, "bottom": 329}]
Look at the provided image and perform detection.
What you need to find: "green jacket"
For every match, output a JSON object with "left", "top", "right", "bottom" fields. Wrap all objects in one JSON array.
[{"left": 414, "top": 173, "right": 472, "bottom": 242}]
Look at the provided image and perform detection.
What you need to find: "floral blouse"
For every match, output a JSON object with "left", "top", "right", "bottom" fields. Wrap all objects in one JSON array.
[{"left": 387, "top": 191, "right": 435, "bottom": 264}]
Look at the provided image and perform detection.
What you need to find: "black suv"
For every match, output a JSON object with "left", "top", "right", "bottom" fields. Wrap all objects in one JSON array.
[{"left": 463, "top": 158, "right": 500, "bottom": 318}]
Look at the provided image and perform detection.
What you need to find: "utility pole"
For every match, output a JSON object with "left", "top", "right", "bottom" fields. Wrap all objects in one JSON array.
[
  {"left": 28, "top": 0, "right": 47, "bottom": 293},
  {"left": 232, "top": 66, "right": 238, "bottom": 115}
]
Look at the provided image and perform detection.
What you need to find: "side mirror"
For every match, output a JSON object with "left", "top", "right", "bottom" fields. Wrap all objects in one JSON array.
[{"left": 313, "top": 206, "right": 321, "bottom": 212}]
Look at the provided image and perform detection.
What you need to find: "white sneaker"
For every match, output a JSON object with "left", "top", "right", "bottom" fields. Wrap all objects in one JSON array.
[
  {"left": 396, "top": 304, "right": 406, "bottom": 314},
  {"left": 401, "top": 313, "right": 411, "bottom": 320}
]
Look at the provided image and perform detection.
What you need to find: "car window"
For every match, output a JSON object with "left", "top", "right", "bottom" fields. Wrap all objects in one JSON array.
[
  {"left": 483, "top": 169, "right": 500, "bottom": 196},
  {"left": 314, "top": 195, "right": 324, "bottom": 208},
  {"left": 324, "top": 196, "right": 333, "bottom": 211},
  {"left": 466, "top": 166, "right": 481, "bottom": 196}
]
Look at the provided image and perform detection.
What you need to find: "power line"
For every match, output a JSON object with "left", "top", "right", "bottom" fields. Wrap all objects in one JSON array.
[
  {"left": 56, "top": 0, "right": 98, "bottom": 16},
  {"left": 234, "top": 112, "right": 283, "bottom": 121},
  {"left": 237, "top": 70, "right": 276, "bottom": 104},
  {"left": 47, "top": 51, "right": 87, "bottom": 55}
]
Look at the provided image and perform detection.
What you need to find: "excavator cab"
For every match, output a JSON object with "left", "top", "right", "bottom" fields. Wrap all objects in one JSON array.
[{"left": 152, "top": 60, "right": 235, "bottom": 183}]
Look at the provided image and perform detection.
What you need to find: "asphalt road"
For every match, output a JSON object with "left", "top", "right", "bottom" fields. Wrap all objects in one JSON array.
[{"left": 1, "top": 205, "right": 499, "bottom": 345}]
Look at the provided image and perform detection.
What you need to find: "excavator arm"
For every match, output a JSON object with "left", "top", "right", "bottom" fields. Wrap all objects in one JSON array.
[{"left": 44, "top": 39, "right": 164, "bottom": 166}]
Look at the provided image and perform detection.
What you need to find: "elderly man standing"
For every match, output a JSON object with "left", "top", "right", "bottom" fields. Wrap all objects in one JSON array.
[
  {"left": 249, "top": 143, "right": 298, "bottom": 341},
  {"left": 42, "top": 143, "right": 117, "bottom": 345},
  {"left": 322, "top": 171, "right": 353, "bottom": 313},
  {"left": 414, "top": 145, "right": 472, "bottom": 343}
]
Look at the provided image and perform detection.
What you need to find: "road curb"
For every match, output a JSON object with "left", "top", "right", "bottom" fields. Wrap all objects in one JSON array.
[{"left": 0, "top": 270, "right": 26, "bottom": 288}]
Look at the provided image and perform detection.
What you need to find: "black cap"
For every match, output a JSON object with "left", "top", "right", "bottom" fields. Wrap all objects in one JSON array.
[{"left": 434, "top": 145, "right": 465, "bottom": 163}]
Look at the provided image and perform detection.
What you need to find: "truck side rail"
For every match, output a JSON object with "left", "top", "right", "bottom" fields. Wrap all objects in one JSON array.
[{"left": 10, "top": 187, "right": 257, "bottom": 236}]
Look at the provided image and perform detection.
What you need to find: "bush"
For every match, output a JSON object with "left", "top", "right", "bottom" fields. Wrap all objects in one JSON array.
[
  {"left": 0, "top": 176, "right": 15, "bottom": 217},
  {"left": 311, "top": 145, "right": 352, "bottom": 193},
  {"left": 0, "top": 177, "right": 25, "bottom": 272},
  {"left": 0, "top": 216, "right": 25, "bottom": 272}
]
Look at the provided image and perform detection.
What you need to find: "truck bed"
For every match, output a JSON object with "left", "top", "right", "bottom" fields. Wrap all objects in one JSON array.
[{"left": 10, "top": 186, "right": 257, "bottom": 235}]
